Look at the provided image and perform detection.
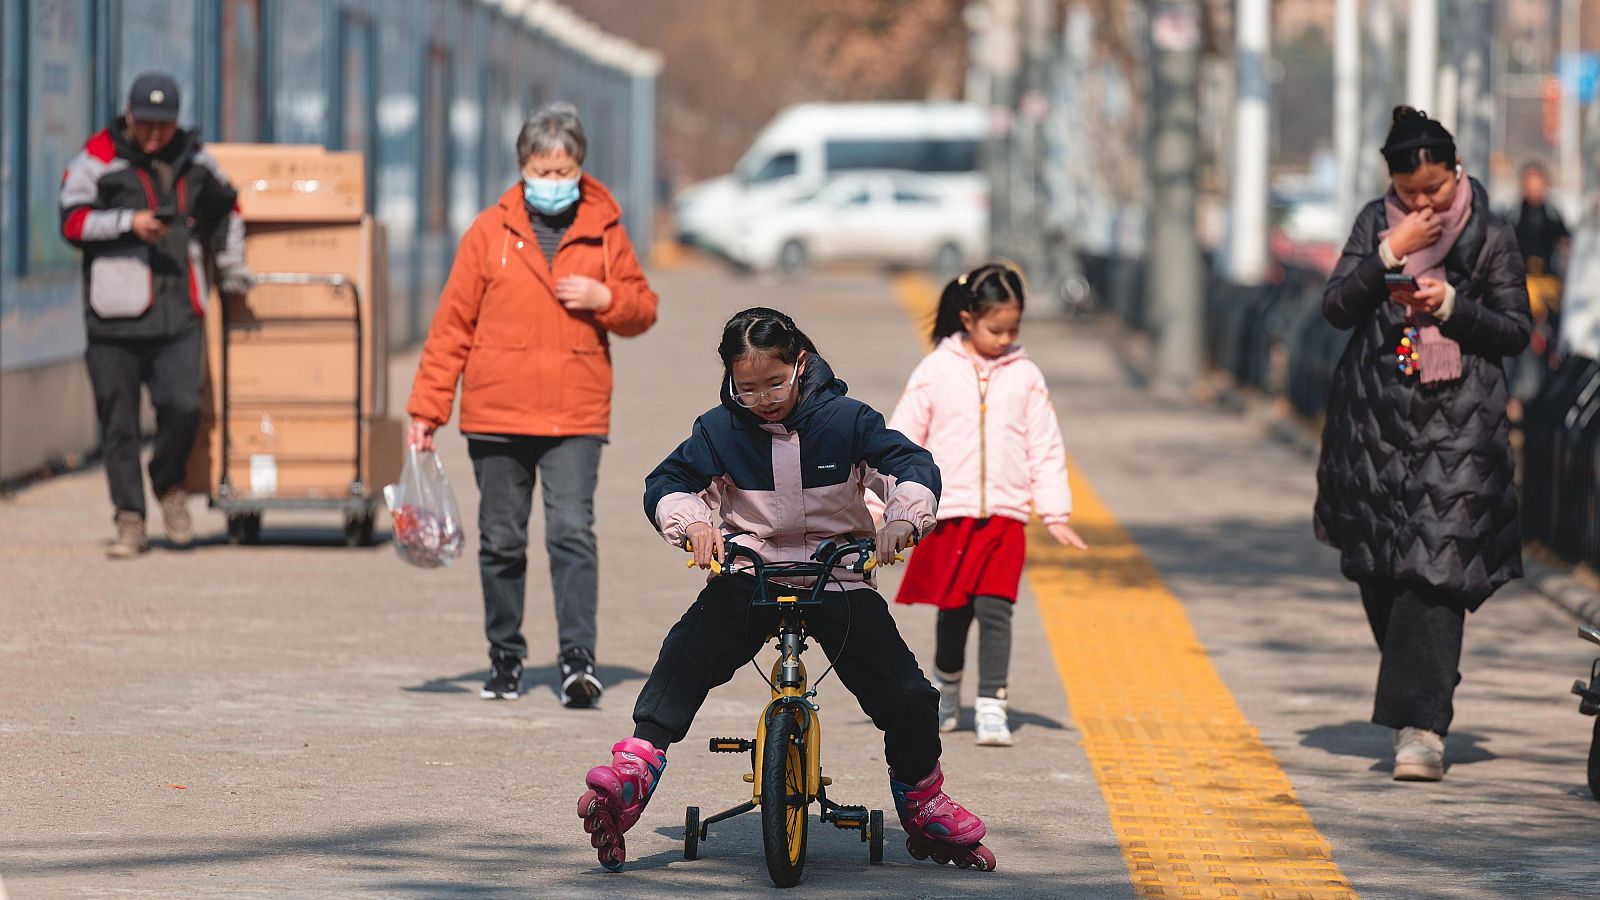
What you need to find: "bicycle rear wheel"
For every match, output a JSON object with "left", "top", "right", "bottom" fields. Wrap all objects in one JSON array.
[{"left": 761, "top": 705, "right": 809, "bottom": 887}]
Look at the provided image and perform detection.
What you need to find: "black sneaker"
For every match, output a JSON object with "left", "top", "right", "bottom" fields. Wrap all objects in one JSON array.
[
  {"left": 481, "top": 654, "right": 522, "bottom": 700},
  {"left": 560, "top": 647, "right": 603, "bottom": 708}
]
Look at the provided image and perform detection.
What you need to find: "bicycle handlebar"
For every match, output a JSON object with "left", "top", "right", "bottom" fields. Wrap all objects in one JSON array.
[{"left": 684, "top": 535, "right": 900, "bottom": 578}]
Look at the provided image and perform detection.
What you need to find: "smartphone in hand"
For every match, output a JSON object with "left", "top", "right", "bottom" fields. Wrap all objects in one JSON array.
[
  {"left": 1384, "top": 272, "right": 1419, "bottom": 296},
  {"left": 152, "top": 205, "right": 177, "bottom": 225}
]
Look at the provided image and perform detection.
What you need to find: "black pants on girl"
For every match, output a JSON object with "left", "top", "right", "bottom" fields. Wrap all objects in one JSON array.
[
  {"left": 934, "top": 595, "right": 1013, "bottom": 698},
  {"left": 1359, "top": 578, "right": 1466, "bottom": 736},
  {"left": 632, "top": 573, "right": 942, "bottom": 783}
]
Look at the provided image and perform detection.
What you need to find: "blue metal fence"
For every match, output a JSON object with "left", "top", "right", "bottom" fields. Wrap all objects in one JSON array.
[{"left": 0, "top": 0, "right": 660, "bottom": 374}]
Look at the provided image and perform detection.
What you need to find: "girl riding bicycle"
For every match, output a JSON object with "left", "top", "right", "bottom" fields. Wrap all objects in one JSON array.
[
  {"left": 576, "top": 307, "right": 995, "bottom": 872},
  {"left": 887, "top": 262, "right": 1088, "bottom": 747}
]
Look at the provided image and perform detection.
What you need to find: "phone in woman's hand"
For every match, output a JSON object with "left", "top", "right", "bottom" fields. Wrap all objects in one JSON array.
[{"left": 1384, "top": 273, "right": 1419, "bottom": 296}]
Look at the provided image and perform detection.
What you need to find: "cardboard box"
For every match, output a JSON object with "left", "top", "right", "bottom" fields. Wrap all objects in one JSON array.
[
  {"left": 225, "top": 406, "right": 360, "bottom": 461},
  {"left": 207, "top": 143, "right": 365, "bottom": 223},
  {"left": 227, "top": 217, "right": 388, "bottom": 416},
  {"left": 185, "top": 412, "right": 405, "bottom": 500},
  {"left": 224, "top": 328, "right": 360, "bottom": 405}
]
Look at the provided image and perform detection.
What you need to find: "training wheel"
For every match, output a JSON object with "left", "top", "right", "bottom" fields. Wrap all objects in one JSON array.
[{"left": 684, "top": 806, "right": 701, "bottom": 860}]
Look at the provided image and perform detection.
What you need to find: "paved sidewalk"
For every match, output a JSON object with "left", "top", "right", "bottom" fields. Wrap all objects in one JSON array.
[{"left": 2, "top": 263, "right": 1596, "bottom": 898}]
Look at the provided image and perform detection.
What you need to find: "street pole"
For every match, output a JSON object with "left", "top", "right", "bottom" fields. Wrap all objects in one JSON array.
[
  {"left": 1227, "top": 0, "right": 1270, "bottom": 285},
  {"left": 1335, "top": 0, "right": 1361, "bottom": 226},
  {"left": 1361, "top": 0, "right": 1397, "bottom": 198},
  {"left": 1146, "top": 0, "right": 1205, "bottom": 393},
  {"left": 1451, "top": 0, "right": 1494, "bottom": 178},
  {"left": 1408, "top": 0, "right": 1438, "bottom": 111},
  {"left": 1560, "top": 0, "right": 1581, "bottom": 205}
]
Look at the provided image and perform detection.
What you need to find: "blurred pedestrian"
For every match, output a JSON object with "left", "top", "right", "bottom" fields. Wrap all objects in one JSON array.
[
  {"left": 59, "top": 72, "right": 250, "bottom": 559},
  {"left": 885, "top": 262, "right": 1087, "bottom": 747},
  {"left": 1512, "top": 161, "right": 1569, "bottom": 280},
  {"left": 1506, "top": 161, "right": 1568, "bottom": 414},
  {"left": 407, "top": 102, "right": 659, "bottom": 707},
  {"left": 1316, "top": 106, "right": 1531, "bottom": 782}
]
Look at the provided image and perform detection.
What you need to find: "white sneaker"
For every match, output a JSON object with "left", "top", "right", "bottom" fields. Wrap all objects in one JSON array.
[
  {"left": 974, "top": 696, "right": 1013, "bottom": 747},
  {"left": 1393, "top": 727, "right": 1444, "bottom": 781},
  {"left": 934, "top": 670, "right": 961, "bottom": 733}
]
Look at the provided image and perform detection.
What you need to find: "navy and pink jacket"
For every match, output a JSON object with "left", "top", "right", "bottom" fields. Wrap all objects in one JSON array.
[{"left": 644, "top": 356, "right": 940, "bottom": 588}]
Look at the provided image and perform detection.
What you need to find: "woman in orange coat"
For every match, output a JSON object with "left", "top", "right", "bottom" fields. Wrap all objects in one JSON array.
[{"left": 408, "top": 102, "right": 659, "bottom": 707}]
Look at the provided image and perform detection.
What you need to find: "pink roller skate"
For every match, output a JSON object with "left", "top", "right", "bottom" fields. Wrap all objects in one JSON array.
[
  {"left": 889, "top": 762, "right": 997, "bottom": 871},
  {"left": 577, "top": 737, "right": 667, "bottom": 871}
]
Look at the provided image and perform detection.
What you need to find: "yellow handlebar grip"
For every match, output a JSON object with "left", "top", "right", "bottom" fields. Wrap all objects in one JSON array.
[
  {"left": 709, "top": 559, "right": 722, "bottom": 575},
  {"left": 864, "top": 557, "right": 877, "bottom": 573}
]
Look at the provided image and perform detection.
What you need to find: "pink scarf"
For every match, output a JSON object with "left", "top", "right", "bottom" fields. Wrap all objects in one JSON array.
[{"left": 1379, "top": 172, "right": 1473, "bottom": 384}]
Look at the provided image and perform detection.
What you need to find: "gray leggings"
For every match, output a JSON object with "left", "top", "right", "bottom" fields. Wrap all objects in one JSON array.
[{"left": 933, "top": 595, "right": 1013, "bottom": 698}]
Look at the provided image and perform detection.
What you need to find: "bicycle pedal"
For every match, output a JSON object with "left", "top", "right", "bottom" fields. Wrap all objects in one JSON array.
[{"left": 709, "top": 738, "right": 754, "bottom": 753}]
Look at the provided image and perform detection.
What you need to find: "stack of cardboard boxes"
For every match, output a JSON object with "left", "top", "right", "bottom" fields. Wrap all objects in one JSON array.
[{"left": 186, "top": 144, "right": 403, "bottom": 521}]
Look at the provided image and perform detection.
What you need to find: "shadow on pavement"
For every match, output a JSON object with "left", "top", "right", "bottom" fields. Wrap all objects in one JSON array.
[
  {"left": 401, "top": 663, "right": 650, "bottom": 699},
  {"left": 1300, "top": 720, "right": 1499, "bottom": 772}
]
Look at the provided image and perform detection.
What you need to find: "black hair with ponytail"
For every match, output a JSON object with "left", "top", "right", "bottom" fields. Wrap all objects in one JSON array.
[
  {"left": 1382, "top": 106, "right": 1457, "bottom": 175},
  {"left": 931, "top": 263, "right": 1026, "bottom": 344},
  {"left": 717, "top": 307, "right": 819, "bottom": 374}
]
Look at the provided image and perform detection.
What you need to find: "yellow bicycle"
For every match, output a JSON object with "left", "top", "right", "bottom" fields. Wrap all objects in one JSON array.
[{"left": 681, "top": 537, "right": 893, "bottom": 887}]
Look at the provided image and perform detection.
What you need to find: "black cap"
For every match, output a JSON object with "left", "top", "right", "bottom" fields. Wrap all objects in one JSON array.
[{"left": 127, "top": 72, "right": 180, "bottom": 122}]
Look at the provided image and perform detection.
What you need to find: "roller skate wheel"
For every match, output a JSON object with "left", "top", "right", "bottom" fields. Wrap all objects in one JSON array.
[
  {"left": 906, "top": 836, "right": 931, "bottom": 860},
  {"left": 968, "top": 844, "right": 997, "bottom": 872},
  {"left": 578, "top": 790, "right": 601, "bottom": 819},
  {"left": 598, "top": 844, "right": 625, "bottom": 872}
]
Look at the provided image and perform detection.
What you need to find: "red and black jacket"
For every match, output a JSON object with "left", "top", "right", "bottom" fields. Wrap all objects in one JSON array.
[{"left": 59, "top": 120, "right": 244, "bottom": 341}]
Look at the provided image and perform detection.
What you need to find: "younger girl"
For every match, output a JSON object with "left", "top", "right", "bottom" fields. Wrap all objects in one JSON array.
[
  {"left": 889, "top": 263, "right": 1087, "bottom": 747},
  {"left": 576, "top": 308, "right": 996, "bottom": 873}
]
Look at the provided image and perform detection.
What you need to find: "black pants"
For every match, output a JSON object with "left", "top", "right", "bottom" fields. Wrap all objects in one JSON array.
[
  {"left": 84, "top": 329, "right": 203, "bottom": 518},
  {"left": 632, "top": 573, "right": 942, "bottom": 782},
  {"left": 469, "top": 436, "right": 603, "bottom": 660},
  {"left": 933, "top": 595, "right": 1013, "bottom": 698},
  {"left": 1359, "top": 578, "right": 1466, "bottom": 736}
]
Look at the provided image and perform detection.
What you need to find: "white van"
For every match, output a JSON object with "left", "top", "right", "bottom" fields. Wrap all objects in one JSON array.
[{"left": 674, "top": 102, "right": 987, "bottom": 256}]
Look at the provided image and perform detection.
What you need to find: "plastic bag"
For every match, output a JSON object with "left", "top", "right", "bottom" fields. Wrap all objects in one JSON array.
[{"left": 383, "top": 447, "right": 465, "bottom": 568}]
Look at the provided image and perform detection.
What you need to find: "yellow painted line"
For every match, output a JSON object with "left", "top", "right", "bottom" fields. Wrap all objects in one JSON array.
[
  {"left": 892, "top": 273, "right": 940, "bottom": 348},
  {"left": 892, "top": 273, "right": 1355, "bottom": 900}
]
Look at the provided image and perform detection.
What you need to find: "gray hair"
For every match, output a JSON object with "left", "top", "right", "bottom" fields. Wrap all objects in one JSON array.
[{"left": 517, "top": 102, "right": 587, "bottom": 166}]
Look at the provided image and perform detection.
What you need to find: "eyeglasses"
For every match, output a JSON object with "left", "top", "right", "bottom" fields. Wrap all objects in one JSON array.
[{"left": 730, "top": 361, "right": 799, "bottom": 409}]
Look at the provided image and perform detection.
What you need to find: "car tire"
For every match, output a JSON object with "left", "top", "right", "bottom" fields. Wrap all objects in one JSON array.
[
  {"left": 932, "top": 242, "right": 963, "bottom": 276},
  {"left": 778, "top": 240, "right": 808, "bottom": 276}
]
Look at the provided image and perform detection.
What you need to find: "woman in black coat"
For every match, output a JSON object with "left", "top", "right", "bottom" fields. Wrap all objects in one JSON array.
[{"left": 1315, "top": 107, "right": 1531, "bottom": 782}]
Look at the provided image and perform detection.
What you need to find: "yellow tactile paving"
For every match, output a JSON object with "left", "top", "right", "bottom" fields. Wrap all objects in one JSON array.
[{"left": 892, "top": 273, "right": 1355, "bottom": 899}]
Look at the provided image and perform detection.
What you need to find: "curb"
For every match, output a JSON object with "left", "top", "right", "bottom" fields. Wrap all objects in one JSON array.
[{"left": 1525, "top": 557, "right": 1600, "bottom": 629}]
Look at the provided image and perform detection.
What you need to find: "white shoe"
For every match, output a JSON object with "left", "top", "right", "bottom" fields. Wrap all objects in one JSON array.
[
  {"left": 1393, "top": 727, "right": 1444, "bottom": 781},
  {"left": 934, "top": 670, "right": 961, "bottom": 733},
  {"left": 974, "top": 696, "right": 1013, "bottom": 747}
]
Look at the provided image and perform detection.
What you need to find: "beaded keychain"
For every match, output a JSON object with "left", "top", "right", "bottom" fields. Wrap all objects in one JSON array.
[{"left": 1395, "top": 325, "right": 1420, "bottom": 377}]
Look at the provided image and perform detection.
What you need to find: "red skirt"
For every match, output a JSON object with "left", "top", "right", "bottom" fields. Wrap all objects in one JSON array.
[{"left": 894, "top": 516, "right": 1027, "bottom": 610}]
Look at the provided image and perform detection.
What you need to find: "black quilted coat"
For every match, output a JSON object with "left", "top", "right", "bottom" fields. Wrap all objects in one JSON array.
[{"left": 1314, "top": 179, "right": 1531, "bottom": 609}]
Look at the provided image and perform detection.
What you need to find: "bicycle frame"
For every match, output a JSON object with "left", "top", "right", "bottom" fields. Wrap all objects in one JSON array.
[{"left": 692, "top": 538, "right": 884, "bottom": 840}]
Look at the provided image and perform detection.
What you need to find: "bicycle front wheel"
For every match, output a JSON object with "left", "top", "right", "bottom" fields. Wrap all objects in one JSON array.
[{"left": 761, "top": 705, "right": 810, "bottom": 887}]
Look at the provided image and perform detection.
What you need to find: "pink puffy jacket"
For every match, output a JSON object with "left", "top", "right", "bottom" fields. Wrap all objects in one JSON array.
[{"left": 888, "top": 335, "right": 1071, "bottom": 526}]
